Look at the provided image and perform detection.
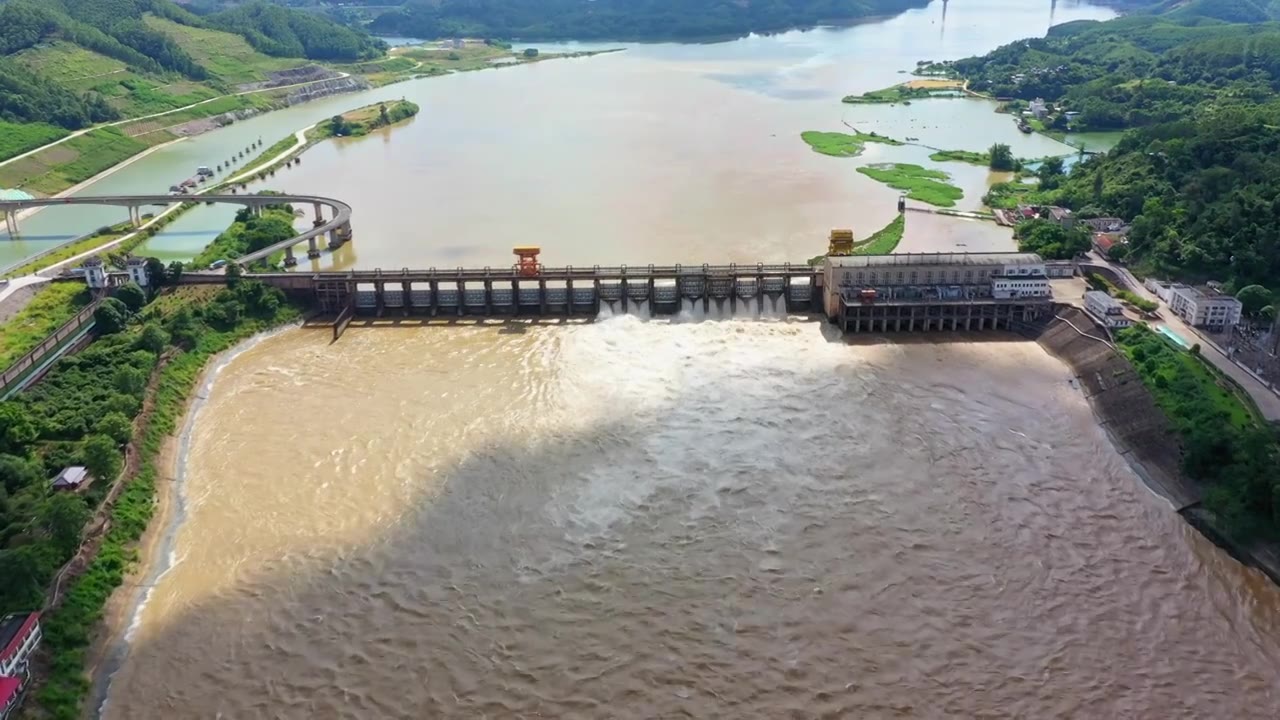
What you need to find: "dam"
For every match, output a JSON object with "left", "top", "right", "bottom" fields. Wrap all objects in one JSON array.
[{"left": 170, "top": 251, "right": 1056, "bottom": 337}]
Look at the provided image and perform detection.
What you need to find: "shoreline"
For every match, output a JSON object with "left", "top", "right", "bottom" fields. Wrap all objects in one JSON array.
[
  {"left": 85, "top": 324, "right": 296, "bottom": 719},
  {"left": 10, "top": 138, "right": 188, "bottom": 226}
]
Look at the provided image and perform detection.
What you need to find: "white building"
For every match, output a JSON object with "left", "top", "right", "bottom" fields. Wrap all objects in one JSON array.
[
  {"left": 1167, "top": 285, "right": 1242, "bottom": 329},
  {"left": 822, "top": 252, "right": 1050, "bottom": 316},
  {"left": 126, "top": 256, "right": 149, "bottom": 287},
  {"left": 1084, "top": 290, "right": 1132, "bottom": 328},
  {"left": 83, "top": 256, "right": 107, "bottom": 290},
  {"left": 1029, "top": 98, "right": 1048, "bottom": 119}
]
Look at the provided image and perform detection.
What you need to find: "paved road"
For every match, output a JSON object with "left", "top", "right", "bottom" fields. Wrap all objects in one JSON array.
[{"left": 1087, "top": 254, "right": 1280, "bottom": 422}]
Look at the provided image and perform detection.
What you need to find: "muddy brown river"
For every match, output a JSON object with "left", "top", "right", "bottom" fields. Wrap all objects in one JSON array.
[
  {"left": 100, "top": 320, "right": 1280, "bottom": 718},
  {"left": 89, "top": 1, "right": 1280, "bottom": 716}
]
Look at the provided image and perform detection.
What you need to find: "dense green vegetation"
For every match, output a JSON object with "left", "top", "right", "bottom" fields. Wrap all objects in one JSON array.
[
  {"left": 799, "top": 130, "right": 901, "bottom": 158},
  {"left": 855, "top": 214, "right": 906, "bottom": 255},
  {"left": 951, "top": 4, "right": 1280, "bottom": 132},
  {"left": 856, "top": 163, "right": 963, "bottom": 207},
  {"left": 948, "top": 1, "right": 1280, "bottom": 288},
  {"left": 1115, "top": 325, "right": 1279, "bottom": 539},
  {"left": 929, "top": 149, "right": 989, "bottom": 166},
  {"left": 1013, "top": 217, "right": 1090, "bottom": 260},
  {"left": 1017, "top": 107, "right": 1280, "bottom": 287},
  {"left": 0, "top": 0, "right": 382, "bottom": 133},
  {"left": 27, "top": 279, "right": 299, "bottom": 719},
  {"left": 204, "top": 1, "right": 385, "bottom": 61},
  {"left": 0, "top": 122, "right": 69, "bottom": 162},
  {"left": 191, "top": 206, "right": 296, "bottom": 269},
  {"left": 368, "top": 0, "right": 929, "bottom": 41}
]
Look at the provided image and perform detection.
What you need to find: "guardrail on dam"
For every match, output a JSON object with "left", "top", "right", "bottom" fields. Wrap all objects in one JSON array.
[{"left": 180, "top": 264, "right": 824, "bottom": 317}]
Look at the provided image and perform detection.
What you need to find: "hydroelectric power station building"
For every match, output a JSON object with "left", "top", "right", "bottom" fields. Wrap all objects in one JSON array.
[{"left": 821, "top": 252, "right": 1053, "bottom": 332}]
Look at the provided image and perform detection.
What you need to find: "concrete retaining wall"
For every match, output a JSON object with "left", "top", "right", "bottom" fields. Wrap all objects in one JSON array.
[{"left": 1028, "top": 307, "right": 1280, "bottom": 585}]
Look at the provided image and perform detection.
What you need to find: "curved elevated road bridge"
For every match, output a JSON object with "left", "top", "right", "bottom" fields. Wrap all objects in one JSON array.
[{"left": 0, "top": 194, "right": 353, "bottom": 267}]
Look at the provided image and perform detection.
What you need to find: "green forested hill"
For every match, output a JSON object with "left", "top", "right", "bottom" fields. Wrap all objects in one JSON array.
[
  {"left": 964, "top": 2, "right": 1280, "bottom": 287},
  {"left": 0, "top": 0, "right": 384, "bottom": 133},
  {"left": 367, "top": 0, "right": 931, "bottom": 41}
]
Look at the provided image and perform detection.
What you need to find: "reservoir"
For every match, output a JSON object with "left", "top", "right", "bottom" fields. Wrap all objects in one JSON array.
[
  {"left": 90, "top": 1, "right": 1280, "bottom": 717},
  {"left": 10, "top": 0, "right": 1108, "bottom": 269}
]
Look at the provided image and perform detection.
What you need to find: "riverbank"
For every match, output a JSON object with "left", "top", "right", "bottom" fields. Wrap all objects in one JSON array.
[
  {"left": 25, "top": 284, "right": 303, "bottom": 719},
  {"left": 1029, "top": 307, "right": 1280, "bottom": 586},
  {"left": 86, "top": 322, "right": 297, "bottom": 718}
]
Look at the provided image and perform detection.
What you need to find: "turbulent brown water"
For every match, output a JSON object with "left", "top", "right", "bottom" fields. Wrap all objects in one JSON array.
[{"left": 101, "top": 319, "right": 1280, "bottom": 718}]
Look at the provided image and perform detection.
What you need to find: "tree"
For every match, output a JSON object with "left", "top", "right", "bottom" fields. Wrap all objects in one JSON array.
[
  {"left": 112, "top": 365, "right": 147, "bottom": 396},
  {"left": 167, "top": 260, "right": 184, "bottom": 285},
  {"left": 378, "top": 102, "right": 390, "bottom": 126},
  {"left": 0, "top": 547, "right": 43, "bottom": 610},
  {"left": 225, "top": 261, "right": 243, "bottom": 289},
  {"left": 81, "top": 434, "right": 121, "bottom": 484},
  {"left": 136, "top": 323, "right": 169, "bottom": 355},
  {"left": 523, "top": 48, "right": 539, "bottom": 58},
  {"left": 0, "top": 453, "right": 42, "bottom": 494},
  {"left": 328, "top": 114, "right": 350, "bottom": 137},
  {"left": 1236, "top": 285, "right": 1272, "bottom": 316},
  {"left": 1262, "top": 305, "right": 1276, "bottom": 321},
  {"left": 988, "top": 143, "right": 1015, "bottom": 171},
  {"left": 40, "top": 493, "right": 87, "bottom": 557},
  {"left": 144, "top": 257, "right": 167, "bottom": 287},
  {"left": 115, "top": 283, "right": 147, "bottom": 313},
  {"left": 1107, "top": 242, "right": 1130, "bottom": 262},
  {"left": 94, "top": 412, "right": 133, "bottom": 445},
  {"left": 1036, "top": 156, "right": 1065, "bottom": 190},
  {"left": 0, "top": 404, "right": 36, "bottom": 456},
  {"left": 94, "top": 297, "right": 129, "bottom": 335}
]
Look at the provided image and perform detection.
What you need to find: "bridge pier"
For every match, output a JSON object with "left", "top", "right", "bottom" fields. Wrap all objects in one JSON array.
[
  {"left": 510, "top": 280, "right": 519, "bottom": 316},
  {"left": 539, "top": 279, "right": 547, "bottom": 315},
  {"left": 593, "top": 279, "right": 601, "bottom": 315},
  {"left": 313, "top": 203, "right": 326, "bottom": 228},
  {"left": 307, "top": 237, "right": 321, "bottom": 259},
  {"left": 128, "top": 206, "right": 141, "bottom": 228},
  {"left": 283, "top": 246, "right": 297, "bottom": 267},
  {"left": 3, "top": 210, "right": 16, "bottom": 237},
  {"left": 648, "top": 278, "right": 656, "bottom": 317},
  {"left": 429, "top": 280, "right": 439, "bottom": 316},
  {"left": 483, "top": 280, "right": 493, "bottom": 314},
  {"left": 375, "top": 281, "right": 385, "bottom": 316},
  {"left": 401, "top": 280, "right": 411, "bottom": 316},
  {"left": 620, "top": 278, "right": 628, "bottom": 314},
  {"left": 565, "top": 279, "right": 574, "bottom": 317},
  {"left": 455, "top": 280, "right": 464, "bottom": 317}
]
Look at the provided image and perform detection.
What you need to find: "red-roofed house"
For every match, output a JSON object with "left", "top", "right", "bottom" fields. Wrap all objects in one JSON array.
[
  {"left": 0, "top": 612, "right": 41, "bottom": 720},
  {"left": 0, "top": 676, "right": 22, "bottom": 720}
]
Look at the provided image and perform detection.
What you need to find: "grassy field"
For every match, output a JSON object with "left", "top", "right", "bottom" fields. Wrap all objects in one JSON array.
[
  {"left": 143, "top": 15, "right": 302, "bottom": 85},
  {"left": 0, "top": 122, "right": 69, "bottom": 164},
  {"left": 13, "top": 41, "right": 223, "bottom": 118},
  {"left": 11, "top": 42, "right": 127, "bottom": 89},
  {"left": 0, "top": 282, "right": 92, "bottom": 369},
  {"left": 929, "top": 149, "right": 989, "bottom": 166},
  {"left": 855, "top": 214, "right": 906, "bottom": 254},
  {"left": 856, "top": 163, "right": 964, "bottom": 207},
  {"left": 0, "top": 127, "right": 153, "bottom": 196},
  {"left": 800, "top": 130, "right": 902, "bottom": 157}
]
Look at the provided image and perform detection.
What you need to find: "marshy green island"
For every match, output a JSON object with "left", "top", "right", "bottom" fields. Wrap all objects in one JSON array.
[{"left": 2, "top": 0, "right": 1280, "bottom": 718}]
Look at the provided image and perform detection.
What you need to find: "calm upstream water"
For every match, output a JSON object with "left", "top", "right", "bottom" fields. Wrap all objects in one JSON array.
[
  {"left": 87, "top": 1, "right": 1280, "bottom": 717},
  {"left": 6, "top": 0, "right": 1112, "bottom": 268}
]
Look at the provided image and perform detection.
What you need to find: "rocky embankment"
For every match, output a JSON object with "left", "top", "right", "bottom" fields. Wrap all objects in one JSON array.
[
  {"left": 286, "top": 76, "right": 370, "bottom": 105},
  {"left": 1027, "top": 307, "right": 1280, "bottom": 585}
]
